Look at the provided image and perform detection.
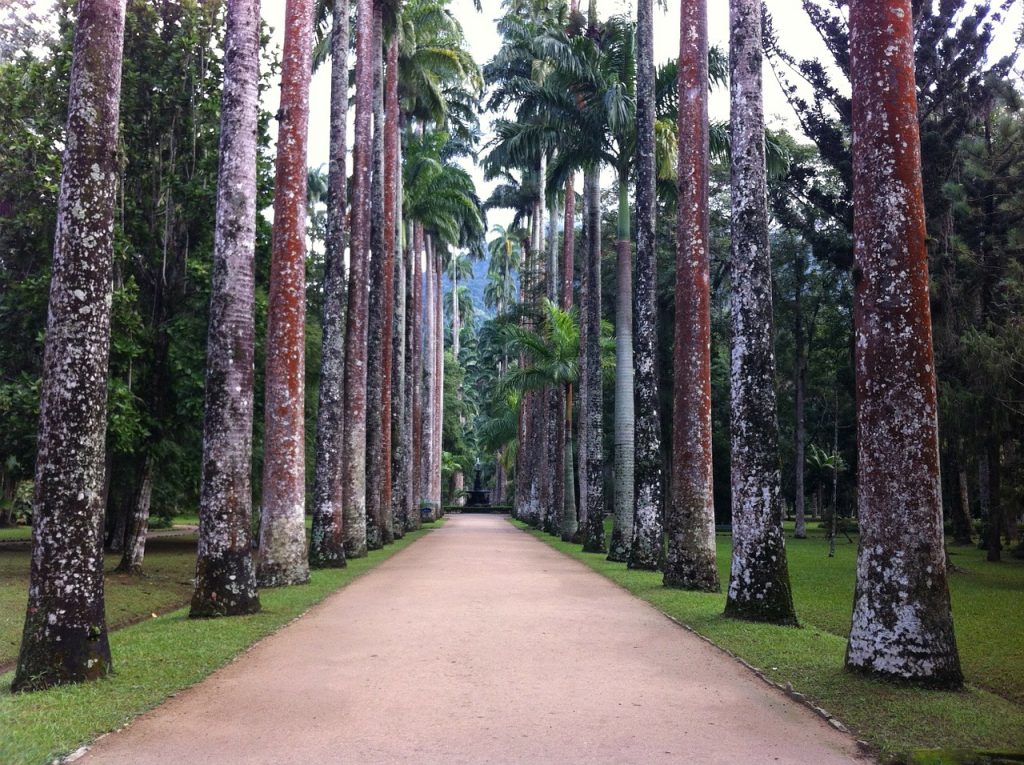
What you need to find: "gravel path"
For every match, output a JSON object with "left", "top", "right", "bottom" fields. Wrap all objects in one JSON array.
[{"left": 78, "top": 514, "right": 866, "bottom": 764}]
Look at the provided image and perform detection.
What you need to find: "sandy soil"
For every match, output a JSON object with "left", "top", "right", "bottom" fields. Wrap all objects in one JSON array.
[{"left": 78, "top": 514, "right": 868, "bottom": 764}]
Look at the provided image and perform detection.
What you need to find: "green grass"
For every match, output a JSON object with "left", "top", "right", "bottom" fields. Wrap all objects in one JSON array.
[
  {"left": 512, "top": 518, "right": 1024, "bottom": 759},
  {"left": 0, "top": 526, "right": 32, "bottom": 542},
  {"left": 1, "top": 536, "right": 199, "bottom": 667},
  {"left": 0, "top": 523, "right": 439, "bottom": 765}
]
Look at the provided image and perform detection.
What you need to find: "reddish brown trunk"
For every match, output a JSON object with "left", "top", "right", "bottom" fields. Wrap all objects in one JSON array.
[
  {"left": 845, "top": 0, "right": 961, "bottom": 687},
  {"left": 665, "top": 0, "right": 718, "bottom": 592},
  {"left": 342, "top": 0, "right": 376, "bottom": 558}
]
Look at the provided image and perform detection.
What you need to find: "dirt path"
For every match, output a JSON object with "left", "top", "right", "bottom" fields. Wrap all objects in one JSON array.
[{"left": 79, "top": 515, "right": 866, "bottom": 764}]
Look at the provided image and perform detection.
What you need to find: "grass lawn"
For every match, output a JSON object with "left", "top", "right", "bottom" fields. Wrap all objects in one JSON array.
[
  {"left": 0, "top": 526, "right": 32, "bottom": 542},
  {"left": 0, "top": 522, "right": 440, "bottom": 765},
  {"left": 1, "top": 535, "right": 199, "bottom": 667},
  {"left": 512, "top": 518, "right": 1024, "bottom": 759}
]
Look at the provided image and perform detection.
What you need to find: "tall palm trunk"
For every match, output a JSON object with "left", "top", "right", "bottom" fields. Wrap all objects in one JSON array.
[
  {"left": 13, "top": 0, "right": 126, "bottom": 690},
  {"left": 387, "top": 39, "right": 406, "bottom": 538},
  {"left": 580, "top": 167, "right": 606, "bottom": 553},
  {"left": 342, "top": 0, "right": 376, "bottom": 558},
  {"left": 411, "top": 221, "right": 424, "bottom": 524},
  {"left": 310, "top": 0, "right": 351, "bottom": 568},
  {"left": 664, "top": 0, "right": 718, "bottom": 591},
  {"left": 844, "top": 0, "right": 962, "bottom": 687},
  {"left": 403, "top": 219, "right": 421, "bottom": 531},
  {"left": 365, "top": 3, "right": 388, "bottom": 549},
  {"left": 724, "top": 0, "right": 795, "bottom": 624},
  {"left": 561, "top": 174, "right": 578, "bottom": 542},
  {"left": 433, "top": 245, "right": 444, "bottom": 510},
  {"left": 421, "top": 235, "right": 436, "bottom": 518},
  {"left": 793, "top": 259, "right": 808, "bottom": 540},
  {"left": 608, "top": 174, "right": 635, "bottom": 562},
  {"left": 259, "top": 0, "right": 315, "bottom": 587},
  {"left": 628, "top": 0, "right": 663, "bottom": 571},
  {"left": 547, "top": 199, "right": 564, "bottom": 535}
]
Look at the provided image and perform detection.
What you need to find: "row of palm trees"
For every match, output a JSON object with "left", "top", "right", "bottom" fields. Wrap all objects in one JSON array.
[
  {"left": 482, "top": 0, "right": 963, "bottom": 688},
  {"left": 13, "top": 0, "right": 481, "bottom": 690}
]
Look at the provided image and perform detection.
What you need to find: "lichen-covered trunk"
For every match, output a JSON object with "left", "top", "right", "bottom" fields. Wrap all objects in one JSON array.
[
  {"left": 190, "top": 0, "right": 262, "bottom": 618},
  {"left": 388, "top": 71, "right": 406, "bottom": 538},
  {"left": 845, "top": 0, "right": 961, "bottom": 687},
  {"left": 259, "top": 0, "right": 314, "bottom": 588},
  {"left": 575, "top": 184, "right": 589, "bottom": 542},
  {"left": 117, "top": 457, "right": 153, "bottom": 575},
  {"left": 561, "top": 383, "right": 579, "bottom": 541},
  {"left": 629, "top": 0, "right": 663, "bottom": 571},
  {"left": 723, "top": 0, "right": 795, "bottom": 624},
  {"left": 608, "top": 178, "right": 635, "bottom": 562},
  {"left": 342, "top": 0, "right": 375, "bottom": 558},
  {"left": 403, "top": 219, "right": 420, "bottom": 532},
  {"left": 365, "top": 4, "right": 387, "bottom": 550},
  {"left": 543, "top": 199, "right": 562, "bottom": 535},
  {"left": 580, "top": 168, "right": 606, "bottom": 553},
  {"left": 13, "top": 0, "right": 126, "bottom": 691},
  {"left": 793, "top": 265, "right": 808, "bottom": 541},
  {"left": 410, "top": 221, "right": 424, "bottom": 525},
  {"left": 420, "top": 236, "right": 436, "bottom": 519},
  {"left": 432, "top": 247, "right": 444, "bottom": 511},
  {"left": 310, "top": 0, "right": 350, "bottom": 569}
]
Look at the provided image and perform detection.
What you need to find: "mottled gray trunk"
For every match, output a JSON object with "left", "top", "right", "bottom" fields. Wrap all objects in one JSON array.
[
  {"left": 389, "top": 87, "right": 407, "bottom": 538},
  {"left": 608, "top": 177, "right": 635, "bottom": 562},
  {"left": 844, "top": 0, "right": 961, "bottom": 687},
  {"left": 575, "top": 177, "right": 590, "bottom": 542},
  {"left": 365, "top": 4, "right": 387, "bottom": 550},
  {"left": 793, "top": 259, "right": 808, "bottom": 540},
  {"left": 410, "top": 222, "right": 424, "bottom": 526},
  {"left": 420, "top": 236, "right": 436, "bottom": 518},
  {"left": 723, "top": 0, "right": 796, "bottom": 624},
  {"left": 259, "top": 0, "right": 315, "bottom": 588},
  {"left": 117, "top": 457, "right": 153, "bottom": 575},
  {"left": 190, "top": 0, "right": 262, "bottom": 617},
  {"left": 310, "top": 0, "right": 350, "bottom": 568},
  {"left": 628, "top": 0, "right": 662, "bottom": 571},
  {"left": 580, "top": 168, "right": 606, "bottom": 553},
  {"left": 342, "top": 0, "right": 376, "bottom": 558},
  {"left": 433, "top": 247, "right": 444, "bottom": 511},
  {"left": 13, "top": 0, "right": 126, "bottom": 691}
]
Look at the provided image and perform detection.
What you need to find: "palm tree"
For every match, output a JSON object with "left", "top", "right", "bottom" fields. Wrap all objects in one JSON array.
[
  {"left": 342, "top": 0, "right": 377, "bottom": 558},
  {"left": 628, "top": 0, "right": 661, "bottom": 571},
  {"left": 844, "top": 0, "right": 962, "bottom": 687},
  {"left": 310, "top": 0, "right": 351, "bottom": 568},
  {"left": 445, "top": 251, "right": 474, "bottom": 358},
  {"left": 190, "top": 0, "right": 263, "bottom": 613},
  {"left": 484, "top": 224, "right": 522, "bottom": 314},
  {"left": 664, "top": 0, "right": 718, "bottom": 591},
  {"left": 365, "top": 0, "right": 391, "bottom": 550},
  {"left": 258, "top": 0, "right": 316, "bottom": 587},
  {"left": 723, "top": 0, "right": 796, "bottom": 625},
  {"left": 13, "top": 0, "right": 127, "bottom": 691}
]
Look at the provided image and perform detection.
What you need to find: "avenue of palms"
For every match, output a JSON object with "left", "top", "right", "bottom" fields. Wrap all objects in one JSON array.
[{"left": 5, "top": 0, "right": 1024, "bottom": 758}]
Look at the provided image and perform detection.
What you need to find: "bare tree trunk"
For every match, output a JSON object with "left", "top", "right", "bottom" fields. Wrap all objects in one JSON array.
[
  {"left": 953, "top": 463, "right": 973, "bottom": 545},
  {"left": 388, "top": 55, "right": 406, "bottom": 538},
  {"left": 191, "top": 0, "right": 262, "bottom": 618},
  {"left": 411, "top": 221, "right": 424, "bottom": 526},
  {"left": 117, "top": 457, "right": 153, "bottom": 575},
  {"left": 723, "top": 0, "right": 796, "bottom": 625},
  {"left": 986, "top": 441, "right": 1002, "bottom": 561},
  {"left": 14, "top": 0, "right": 126, "bottom": 691},
  {"left": 665, "top": 0, "right": 718, "bottom": 591},
  {"left": 259, "top": 0, "right": 314, "bottom": 587},
  {"left": 794, "top": 259, "right": 808, "bottom": 540},
  {"left": 608, "top": 176, "right": 635, "bottom": 562},
  {"left": 580, "top": 168, "right": 605, "bottom": 553},
  {"left": 342, "top": 0, "right": 376, "bottom": 558},
  {"left": 561, "top": 173, "right": 578, "bottom": 541},
  {"left": 365, "top": 3, "right": 387, "bottom": 549},
  {"left": 844, "top": 0, "right": 961, "bottom": 687},
  {"left": 310, "top": 0, "right": 350, "bottom": 568},
  {"left": 420, "top": 236, "right": 436, "bottom": 519},
  {"left": 629, "top": 0, "right": 663, "bottom": 570},
  {"left": 433, "top": 245, "right": 444, "bottom": 511}
]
